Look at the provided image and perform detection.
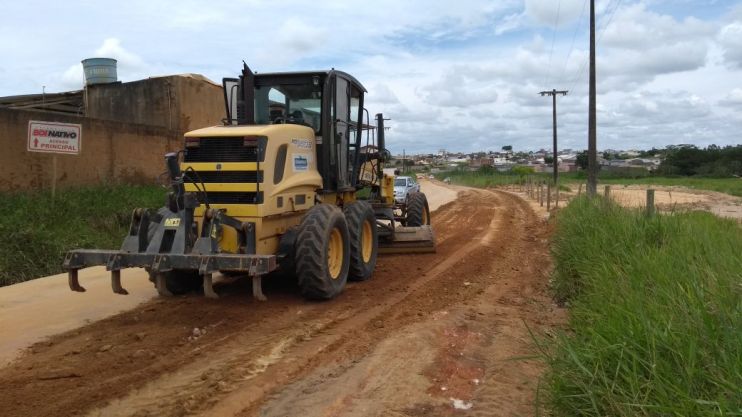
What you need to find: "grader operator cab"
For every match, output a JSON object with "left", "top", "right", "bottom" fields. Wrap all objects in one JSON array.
[{"left": 64, "top": 63, "right": 435, "bottom": 301}]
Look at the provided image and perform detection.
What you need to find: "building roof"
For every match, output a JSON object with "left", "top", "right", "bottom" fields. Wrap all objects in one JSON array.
[
  {"left": 0, "top": 74, "right": 220, "bottom": 116},
  {"left": 0, "top": 90, "right": 84, "bottom": 115}
]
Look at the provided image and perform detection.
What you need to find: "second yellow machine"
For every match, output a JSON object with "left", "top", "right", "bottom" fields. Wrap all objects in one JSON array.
[{"left": 64, "top": 63, "right": 435, "bottom": 301}]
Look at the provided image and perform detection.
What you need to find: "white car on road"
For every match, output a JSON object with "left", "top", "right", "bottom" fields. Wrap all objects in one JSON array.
[{"left": 394, "top": 176, "right": 420, "bottom": 204}]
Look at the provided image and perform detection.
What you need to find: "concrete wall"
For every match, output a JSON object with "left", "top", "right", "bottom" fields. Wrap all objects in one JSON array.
[
  {"left": 85, "top": 75, "right": 224, "bottom": 133},
  {"left": 0, "top": 108, "right": 181, "bottom": 192}
]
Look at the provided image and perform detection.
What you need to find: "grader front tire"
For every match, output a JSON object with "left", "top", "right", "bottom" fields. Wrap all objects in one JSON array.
[
  {"left": 344, "top": 201, "right": 378, "bottom": 282},
  {"left": 295, "top": 204, "right": 350, "bottom": 300},
  {"left": 405, "top": 192, "right": 430, "bottom": 227}
]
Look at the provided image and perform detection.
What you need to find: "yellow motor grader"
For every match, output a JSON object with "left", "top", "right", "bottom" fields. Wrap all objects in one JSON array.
[{"left": 64, "top": 63, "right": 434, "bottom": 301}]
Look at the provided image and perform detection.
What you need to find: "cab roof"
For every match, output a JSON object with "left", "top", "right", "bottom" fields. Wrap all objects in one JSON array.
[{"left": 254, "top": 70, "right": 367, "bottom": 93}]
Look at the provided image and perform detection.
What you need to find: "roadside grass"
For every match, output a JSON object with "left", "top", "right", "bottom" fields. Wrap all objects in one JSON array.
[
  {"left": 546, "top": 197, "right": 742, "bottom": 416},
  {"left": 0, "top": 185, "right": 164, "bottom": 286},
  {"left": 434, "top": 170, "right": 525, "bottom": 188},
  {"left": 436, "top": 169, "right": 742, "bottom": 197}
]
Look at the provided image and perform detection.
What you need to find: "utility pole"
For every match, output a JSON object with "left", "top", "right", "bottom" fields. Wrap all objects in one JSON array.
[
  {"left": 539, "top": 89, "right": 568, "bottom": 185},
  {"left": 587, "top": 0, "right": 598, "bottom": 196}
]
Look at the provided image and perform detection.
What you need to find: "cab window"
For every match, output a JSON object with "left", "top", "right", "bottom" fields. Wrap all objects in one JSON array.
[{"left": 254, "top": 83, "right": 322, "bottom": 133}]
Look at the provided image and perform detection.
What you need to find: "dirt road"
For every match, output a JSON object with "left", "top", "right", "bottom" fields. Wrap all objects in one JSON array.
[{"left": 0, "top": 183, "right": 563, "bottom": 416}]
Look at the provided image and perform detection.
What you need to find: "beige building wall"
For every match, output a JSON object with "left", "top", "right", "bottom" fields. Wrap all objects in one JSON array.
[
  {"left": 0, "top": 108, "right": 181, "bottom": 191},
  {"left": 85, "top": 74, "right": 224, "bottom": 133}
]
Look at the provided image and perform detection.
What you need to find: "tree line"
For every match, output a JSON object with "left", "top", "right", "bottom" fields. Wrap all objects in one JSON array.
[
  {"left": 656, "top": 144, "right": 741, "bottom": 177},
  {"left": 573, "top": 145, "right": 741, "bottom": 177}
]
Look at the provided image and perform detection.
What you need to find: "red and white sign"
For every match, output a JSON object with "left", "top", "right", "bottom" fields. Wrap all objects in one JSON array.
[{"left": 27, "top": 120, "right": 82, "bottom": 155}]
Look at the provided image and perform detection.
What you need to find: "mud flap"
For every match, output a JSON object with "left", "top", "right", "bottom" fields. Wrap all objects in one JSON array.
[{"left": 378, "top": 226, "right": 436, "bottom": 254}]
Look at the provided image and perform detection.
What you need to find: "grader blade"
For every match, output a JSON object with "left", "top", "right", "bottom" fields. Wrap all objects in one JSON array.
[{"left": 379, "top": 226, "right": 436, "bottom": 254}]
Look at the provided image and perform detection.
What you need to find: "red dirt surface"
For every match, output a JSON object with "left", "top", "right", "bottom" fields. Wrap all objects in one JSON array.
[{"left": 0, "top": 185, "right": 565, "bottom": 417}]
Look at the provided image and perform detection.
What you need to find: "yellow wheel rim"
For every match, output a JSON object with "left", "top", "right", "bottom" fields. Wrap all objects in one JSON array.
[
  {"left": 327, "top": 227, "right": 344, "bottom": 279},
  {"left": 422, "top": 207, "right": 429, "bottom": 225},
  {"left": 361, "top": 219, "right": 373, "bottom": 263}
]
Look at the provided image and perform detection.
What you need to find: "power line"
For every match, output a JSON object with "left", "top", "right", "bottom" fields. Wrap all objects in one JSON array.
[
  {"left": 558, "top": 0, "right": 588, "bottom": 86},
  {"left": 565, "top": 0, "right": 623, "bottom": 94},
  {"left": 543, "top": 0, "right": 562, "bottom": 90},
  {"left": 598, "top": 0, "right": 622, "bottom": 42}
]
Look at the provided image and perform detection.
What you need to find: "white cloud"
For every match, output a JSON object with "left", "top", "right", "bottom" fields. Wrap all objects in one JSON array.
[
  {"left": 419, "top": 70, "right": 500, "bottom": 108},
  {"left": 61, "top": 64, "right": 84, "bottom": 90},
  {"left": 525, "top": 0, "right": 586, "bottom": 26},
  {"left": 602, "top": 4, "right": 713, "bottom": 49},
  {"left": 719, "top": 88, "right": 742, "bottom": 107},
  {"left": 94, "top": 38, "right": 145, "bottom": 70},
  {"left": 277, "top": 18, "right": 328, "bottom": 56},
  {"left": 717, "top": 21, "right": 742, "bottom": 68},
  {"left": 368, "top": 83, "right": 401, "bottom": 105},
  {"left": 0, "top": 0, "right": 738, "bottom": 153}
]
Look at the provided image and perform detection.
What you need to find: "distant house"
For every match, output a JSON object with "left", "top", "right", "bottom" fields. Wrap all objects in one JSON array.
[{"left": 469, "top": 157, "right": 493, "bottom": 168}]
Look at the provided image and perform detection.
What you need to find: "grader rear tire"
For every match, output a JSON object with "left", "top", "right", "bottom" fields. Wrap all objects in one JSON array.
[
  {"left": 405, "top": 192, "right": 430, "bottom": 227},
  {"left": 295, "top": 204, "right": 350, "bottom": 300},
  {"left": 152, "top": 270, "right": 202, "bottom": 296},
  {"left": 344, "top": 201, "right": 378, "bottom": 282}
]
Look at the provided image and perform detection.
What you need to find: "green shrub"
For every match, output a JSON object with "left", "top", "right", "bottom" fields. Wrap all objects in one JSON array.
[{"left": 0, "top": 185, "right": 164, "bottom": 286}]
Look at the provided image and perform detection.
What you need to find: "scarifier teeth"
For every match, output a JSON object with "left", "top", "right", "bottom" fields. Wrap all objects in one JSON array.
[
  {"left": 111, "top": 270, "right": 129, "bottom": 295},
  {"left": 68, "top": 270, "right": 86, "bottom": 292},
  {"left": 203, "top": 274, "right": 219, "bottom": 299},
  {"left": 252, "top": 276, "right": 267, "bottom": 301},
  {"left": 155, "top": 273, "right": 174, "bottom": 297}
]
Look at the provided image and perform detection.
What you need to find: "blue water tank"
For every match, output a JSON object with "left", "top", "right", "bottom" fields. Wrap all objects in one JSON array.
[{"left": 81, "top": 58, "right": 118, "bottom": 85}]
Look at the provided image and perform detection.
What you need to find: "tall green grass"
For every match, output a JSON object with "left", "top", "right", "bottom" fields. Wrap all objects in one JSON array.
[
  {"left": 434, "top": 169, "right": 526, "bottom": 188},
  {"left": 0, "top": 185, "right": 164, "bottom": 286},
  {"left": 547, "top": 197, "right": 742, "bottom": 416}
]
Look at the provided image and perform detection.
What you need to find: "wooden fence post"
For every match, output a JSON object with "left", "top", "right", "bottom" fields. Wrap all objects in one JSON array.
[
  {"left": 547, "top": 183, "right": 552, "bottom": 211},
  {"left": 530, "top": 176, "right": 534, "bottom": 198},
  {"left": 539, "top": 183, "right": 544, "bottom": 206},
  {"left": 646, "top": 189, "right": 655, "bottom": 216},
  {"left": 604, "top": 185, "right": 611, "bottom": 199},
  {"left": 578, "top": 183, "right": 583, "bottom": 196}
]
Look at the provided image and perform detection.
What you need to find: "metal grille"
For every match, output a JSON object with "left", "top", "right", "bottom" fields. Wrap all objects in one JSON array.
[
  {"left": 205, "top": 192, "right": 264, "bottom": 205},
  {"left": 184, "top": 171, "right": 263, "bottom": 184},
  {"left": 183, "top": 138, "right": 259, "bottom": 162}
]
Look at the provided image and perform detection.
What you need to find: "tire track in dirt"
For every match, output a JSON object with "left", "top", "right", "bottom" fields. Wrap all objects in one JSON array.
[
  {"left": 252, "top": 189, "right": 564, "bottom": 417},
  {"left": 0, "top": 188, "right": 559, "bottom": 417}
]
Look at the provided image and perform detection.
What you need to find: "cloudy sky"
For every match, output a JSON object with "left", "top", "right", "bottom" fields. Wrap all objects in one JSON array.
[{"left": 1, "top": 0, "right": 741, "bottom": 153}]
